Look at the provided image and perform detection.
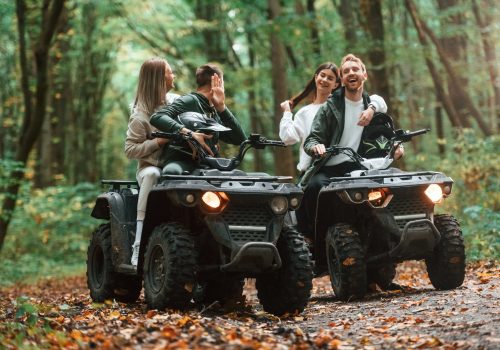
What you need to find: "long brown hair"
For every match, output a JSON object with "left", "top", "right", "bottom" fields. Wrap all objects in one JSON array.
[
  {"left": 133, "top": 58, "right": 169, "bottom": 115},
  {"left": 289, "top": 62, "right": 340, "bottom": 109}
]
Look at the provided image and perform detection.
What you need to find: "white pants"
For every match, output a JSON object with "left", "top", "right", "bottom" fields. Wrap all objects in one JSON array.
[{"left": 136, "top": 166, "right": 161, "bottom": 221}]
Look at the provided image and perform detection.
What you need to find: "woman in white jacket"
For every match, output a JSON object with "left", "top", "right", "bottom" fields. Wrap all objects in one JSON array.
[
  {"left": 279, "top": 62, "right": 387, "bottom": 173},
  {"left": 124, "top": 58, "right": 179, "bottom": 267}
]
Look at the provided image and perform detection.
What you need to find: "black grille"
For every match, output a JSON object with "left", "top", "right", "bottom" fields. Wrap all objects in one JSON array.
[
  {"left": 221, "top": 204, "right": 272, "bottom": 242},
  {"left": 386, "top": 193, "right": 433, "bottom": 231},
  {"left": 221, "top": 204, "right": 272, "bottom": 226},
  {"left": 229, "top": 230, "right": 268, "bottom": 242}
]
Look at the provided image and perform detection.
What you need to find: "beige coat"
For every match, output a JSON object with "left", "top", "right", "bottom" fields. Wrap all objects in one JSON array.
[{"left": 125, "top": 93, "right": 179, "bottom": 176}]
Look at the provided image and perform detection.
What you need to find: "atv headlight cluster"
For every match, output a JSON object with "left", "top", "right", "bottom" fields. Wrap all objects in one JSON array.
[
  {"left": 425, "top": 184, "right": 443, "bottom": 203},
  {"left": 201, "top": 191, "right": 229, "bottom": 213},
  {"left": 342, "top": 188, "right": 393, "bottom": 208},
  {"left": 368, "top": 189, "right": 389, "bottom": 207},
  {"left": 270, "top": 196, "right": 288, "bottom": 214}
]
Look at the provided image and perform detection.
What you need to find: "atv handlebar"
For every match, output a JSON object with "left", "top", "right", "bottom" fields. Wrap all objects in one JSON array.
[
  {"left": 393, "top": 128, "right": 429, "bottom": 142},
  {"left": 152, "top": 131, "right": 285, "bottom": 171},
  {"left": 319, "top": 128, "right": 429, "bottom": 170}
]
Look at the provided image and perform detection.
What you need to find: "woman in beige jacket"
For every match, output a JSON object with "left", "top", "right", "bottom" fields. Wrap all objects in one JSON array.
[{"left": 125, "top": 57, "right": 179, "bottom": 267}]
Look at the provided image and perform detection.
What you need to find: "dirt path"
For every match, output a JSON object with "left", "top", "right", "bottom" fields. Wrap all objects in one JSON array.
[{"left": 1, "top": 261, "right": 498, "bottom": 349}]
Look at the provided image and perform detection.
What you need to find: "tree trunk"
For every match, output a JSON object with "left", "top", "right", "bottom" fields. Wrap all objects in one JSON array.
[
  {"left": 306, "top": 0, "right": 320, "bottom": 57},
  {"left": 471, "top": 0, "right": 500, "bottom": 131},
  {"left": 246, "top": 20, "right": 263, "bottom": 172},
  {"left": 336, "top": 0, "right": 359, "bottom": 48},
  {"left": 359, "top": 0, "right": 392, "bottom": 111},
  {"left": 405, "top": 0, "right": 491, "bottom": 136},
  {"left": 435, "top": 105, "right": 446, "bottom": 156},
  {"left": 436, "top": 0, "right": 470, "bottom": 128},
  {"left": 268, "top": 0, "right": 295, "bottom": 177},
  {"left": 195, "top": 0, "right": 226, "bottom": 64},
  {"left": 0, "top": 0, "right": 65, "bottom": 251}
]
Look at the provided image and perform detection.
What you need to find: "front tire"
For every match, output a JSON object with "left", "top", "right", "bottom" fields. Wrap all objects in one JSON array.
[
  {"left": 87, "top": 224, "right": 142, "bottom": 303},
  {"left": 326, "top": 223, "right": 366, "bottom": 301},
  {"left": 425, "top": 215, "right": 465, "bottom": 290},
  {"left": 256, "top": 227, "right": 313, "bottom": 316},
  {"left": 143, "top": 223, "right": 196, "bottom": 310}
]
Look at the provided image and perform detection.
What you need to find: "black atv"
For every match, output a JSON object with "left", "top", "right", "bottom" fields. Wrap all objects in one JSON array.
[
  {"left": 87, "top": 132, "right": 313, "bottom": 315},
  {"left": 299, "top": 128, "right": 465, "bottom": 301}
]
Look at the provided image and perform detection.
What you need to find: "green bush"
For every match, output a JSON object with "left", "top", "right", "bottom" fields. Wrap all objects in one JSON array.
[
  {"left": 405, "top": 130, "right": 499, "bottom": 260},
  {"left": 0, "top": 182, "right": 103, "bottom": 286}
]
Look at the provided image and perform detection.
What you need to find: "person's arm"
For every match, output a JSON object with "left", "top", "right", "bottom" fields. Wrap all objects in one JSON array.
[
  {"left": 303, "top": 103, "right": 331, "bottom": 156},
  {"left": 218, "top": 107, "right": 247, "bottom": 145},
  {"left": 124, "top": 117, "right": 162, "bottom": 160},
  {"left": 150, "top": 100, "right": 186, "bottom": 133},
  {"left": 358, "top": 94, "right": 388, "bottom": 126},
  {"left": 278, "top": 100, "right": 301, "bottom": 145},
  {"left": 150, "top": 96, "right": 215, "bottom": 155}
]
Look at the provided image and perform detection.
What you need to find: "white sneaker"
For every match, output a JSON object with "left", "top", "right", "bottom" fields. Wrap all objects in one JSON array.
[{"left": 131, "top": 243, "right": 140, "bottom": 266}]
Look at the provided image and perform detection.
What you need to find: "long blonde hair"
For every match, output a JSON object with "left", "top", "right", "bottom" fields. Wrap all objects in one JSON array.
[{"left": 134, "top": 58, "right": 169, "bottom": 115}]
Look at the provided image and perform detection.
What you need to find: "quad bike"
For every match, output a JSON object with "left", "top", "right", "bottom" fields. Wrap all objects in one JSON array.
[
  {"left": 87, "top": 131, "right": 313, "bottom": 315},
  {"left": 299, "top": 128, "right": 465, "bottom": 301}
]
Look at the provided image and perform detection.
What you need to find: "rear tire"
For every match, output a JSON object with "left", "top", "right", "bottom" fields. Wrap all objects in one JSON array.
[
  {"left": 425, "top": 215, "right": 465, "bottom": 290},
  {"left": 256, "top": 228, "right": 313, "bottom": 316},
  {"left": 143, "top": 223, "right": 196, "bottom": 310},
  {"left": 87, "top": 224, "right": 115, "bottom": 302},
  {"left": 87, "top": 224, "right": 142, "bottom": 303},
  {"left": 326, "top": 223, "right": 366, "bottom": 301}
]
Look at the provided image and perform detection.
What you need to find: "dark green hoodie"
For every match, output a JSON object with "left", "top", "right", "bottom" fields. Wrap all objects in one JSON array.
[{"left": 150, "top": 92, "right": 246, "bottom": 164}]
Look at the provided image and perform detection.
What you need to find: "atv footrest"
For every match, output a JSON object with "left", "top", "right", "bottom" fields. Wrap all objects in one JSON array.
[{"left": 221, "top": 242, "right": 281, "bottom": 272}]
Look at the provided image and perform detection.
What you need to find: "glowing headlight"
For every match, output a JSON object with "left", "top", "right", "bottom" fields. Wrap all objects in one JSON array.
[
  {"left": 270, "top": 196, "right": 288, "bottom": 214},
  {"left": 202, "top": 192, "right": 221, "bottom": 208},
  {"left": 368, "top": 190, "right": 383, "bottom": 202},
  {"left": 200, "top": 191, "right": 228, "bottom": 212},
  {"left": 366, "top": 189, "right": 392, "bottom": 207},
  {"left": 425, "top": 184, "right": 443, "bottom": 203}
]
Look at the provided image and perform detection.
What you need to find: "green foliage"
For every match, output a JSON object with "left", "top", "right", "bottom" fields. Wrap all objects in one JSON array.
[
  {"left": 406, "top": 130, "right": 499, "bottom": 260},
  {"left": 0, "top": 296, "right": 73, "bottom": 349},
  {"left": 0, "top": 183, "right": 103, "bottom": 286}
]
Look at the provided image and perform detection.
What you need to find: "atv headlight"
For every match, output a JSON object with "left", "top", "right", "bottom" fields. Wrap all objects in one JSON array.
[
  {"left": 201, "top": 191, "right": 228, "bottom": 212},
  {"left": 367, "top": 188, "right": 392, "bottom": 208},
  {"left": 270, "top": 196, "right": 288, "bottom": 214},
  {"left": 425, "top": 184, "right": 443, "bottom": 203}
]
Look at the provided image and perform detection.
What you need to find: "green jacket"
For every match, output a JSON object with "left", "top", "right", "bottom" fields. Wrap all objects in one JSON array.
[
  {"left": 299, "top": 88, "right": 370, "bottom": 187},
  {"left": 150, "top": 92, "right": 247, "bottom": 164}
]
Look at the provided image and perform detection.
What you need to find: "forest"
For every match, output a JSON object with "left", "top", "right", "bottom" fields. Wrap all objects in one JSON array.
[
  {"left": 0, "top": 1, "right": 499, "bottom": 349},
  {"left": 0, "top": 0, "right": 498, "bottom": 284}
]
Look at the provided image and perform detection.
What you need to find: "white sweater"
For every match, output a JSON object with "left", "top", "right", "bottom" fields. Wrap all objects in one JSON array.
[{"left": 279, "top": 94, "right": 387, "bottom": 171}]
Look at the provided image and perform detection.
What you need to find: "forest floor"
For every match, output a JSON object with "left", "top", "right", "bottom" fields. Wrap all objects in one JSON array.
[{"left": 0, "top": 260, "right": 498, "bottom": 349}]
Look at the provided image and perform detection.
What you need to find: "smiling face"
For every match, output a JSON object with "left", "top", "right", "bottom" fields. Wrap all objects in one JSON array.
[
  {"left": 340, "top": 60, "right": 367, "bottom": 93},
  {"left": 165, "top": 62, "right": 175, "bottom": 90},
  {"left": 315, "top": 69, "right": 339, "bottom": 94}
]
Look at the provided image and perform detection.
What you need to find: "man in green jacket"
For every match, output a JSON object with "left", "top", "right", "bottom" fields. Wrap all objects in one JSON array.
[
  {"left": 150, "top": 63, "right": 247, "bottom": 174},
  {"left": 299, "top": 53, "right": 393, "bottom": 235}
]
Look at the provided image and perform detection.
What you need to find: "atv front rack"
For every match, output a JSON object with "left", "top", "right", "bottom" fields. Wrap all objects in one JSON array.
[
  {"left": 161, "top": 174, "right": 293, "bottom": 183},
  {"left": 101, "top": 180, "right": 138, "bottom": 191}
]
